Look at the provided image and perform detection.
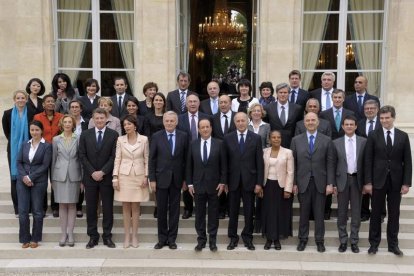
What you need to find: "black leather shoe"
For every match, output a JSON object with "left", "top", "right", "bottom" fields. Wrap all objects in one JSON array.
[
  {"left": 86, "top": 239, "right": 98, "bottom": 249},
  {"left": 153, "top": 207, "right": 157, "bottom": 218},
  {"left": 194, "top": 242, "right": 206, "bottom": 252},
  {"left": 351, "top": 244, "right": 360, "bottom": 253},
  {"left": 338, "top": 243, "right": 347, "bottom": 253},
  {"left": 360, "top": 216, "right": 370, "bottom": 222},
  {"left": 103, "top": 238, "right": 116, "bottom": 248},
  {"left": 388, "top": 246, "right": 403, "bottom": 256},
  {"left": 218, "top": 213, "right": 225, "bottom": 219},
  {"left": 182, "top": 210, "right": 192, "bottom": 219},
  {"left": 274, "top": 240, "right": 281, "bottom": 250},
  {"left": 297, "top": 241, "right": 307, "bottom": 251},
  {"left": 264, "top": 240, "right": 272, "bottom": 250},
  {"left": 244, "top": 241, "right": 255, "bottom": 251},
  {"left": 381, "top": 216, "right": 385, "bottom": 223},
  {"left": 169, "top": 242, "right": 177, "bottom": 249},
  {"left": 324, "top": 211, "right": 331, "bottom": 220},
  {"left": 154, "top": 242, "right": 166, "bottom": 249},
  {"left": 316, "top": 242, "right": 325, "bottom": 253},
  {"left": 227, "top": 239, "right": 238, "bottom": 250},
  {"left": 209, "top": 243, "right": 218, "bottom": 252},
  {"left": 368, "top": 246, "right": 378, "bottom": 255},
  {"left": 53, "top": 210, "right": 59, "bottom": 218}
]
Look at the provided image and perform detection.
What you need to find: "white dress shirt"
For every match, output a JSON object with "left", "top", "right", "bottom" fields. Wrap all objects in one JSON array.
[
  {"left": 221, "top": 111, "right": 232, "bottom": 133},
  {"left": 28, "top": 138, "right": 46, "bottom": 163}
]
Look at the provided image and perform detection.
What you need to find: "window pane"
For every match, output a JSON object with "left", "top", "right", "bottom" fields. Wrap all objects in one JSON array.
[
  {"left": 100, "top": 71, "right": 133, "bottom": 96},
  {"left": 58, "top": 12, "right": 91, "bottom": 39},
  {"left": 303, "top": 0, "right": 336, "bottom": 12},
  {"left": 58, "top": 42, "right": 92, "bottom": 68},
  {"left": 100, "top": 13, "right": 133, "bottom": 40},
  {"left": 345, "top": 72, "right": 381, "bottom": 96},
  {"left": 347, "top": 13, "right": 383, "bottom": 40},
  {"left": 100, "top": 0, "right": 134, "bottom": 11},
  {"left": 100, "top": 42, "right": 134, "bottom": 69},
  {"left": 303, "top": 14, "right": 339, "bottom": 41},
  {"left": 73, "top": 71, "right": 93, "bottom": 96},
  {"left": 57, "top": 0, "right": 91, "bottom": 10},
  {"left": 302, "top": 43, "right": 338, "bottom": 70},
  {"left": 344, "top": 72, "right": 360, "bottom": 94},
  {"left": 348, "top": 0, "right": 384, "bottom": 11},
  {"left": 349, "top": 43, "right": 382, "bottom": 70}
]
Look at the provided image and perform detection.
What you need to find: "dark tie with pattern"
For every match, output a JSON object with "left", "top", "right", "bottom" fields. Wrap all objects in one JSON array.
[
  {"left": 357, "top": 95, "right": 363, "bottom": 113},
  {"left": 168, "top": 133, "right": 174, "bottom": 155},
  {"left": 97, "top": 130, "right": 103, "bottom": 149},
  {"left": 190, "top": 114, "right": 197, "bottom": 141},
  {"left": 368, "top": 120, "right": 374, "bottom": 134},
  {"left": 280, "top": 106, "right": 286, "bottom": 126},
  {"left": 180, "top": 91, "right": 186, "bottom": 112},
  {"left": 239, "top": 133, "right": 245, "bottom": 153},
  {"left": 309, "top": 135, "right": 315, "bottom": 154},
  {"left": 290, "top": 90, "right": 296, "bottom": 103}
]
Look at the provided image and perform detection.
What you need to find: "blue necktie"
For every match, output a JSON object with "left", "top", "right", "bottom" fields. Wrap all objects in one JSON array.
[
  {"left": 368, "top": 120, "right": 374, "bottom": 133},
  {"left": 118, "top": 95, "right": 122, "bottom": 116},
  {"left": 309, "top": 135, "right": 314, "bottom": 154},
  {"left": 325, "top": 91, "right": 331, "bottom": 110},
  {"left": 239, "top": 133, "right": 245, "bottom": 153},
  {"left": 357, "top": 95, "right": 363, "bottom": 113},
  {"left": 290, "top": 90, "right": 296, "bottom": 103},
  {"left": 190, "top": 114, "right": 197, "bottom": 141},
  {"left": 203, "top": 140, "right": 208, "bottom": 164},
  {"left": 168, "top": 133, "right": 174, "bottom": 155},
  {"left": 335, "top": 110, "right": 341, "bottom": 131},
  {"left": 212, "top": 99, "right": 218, "bottom": 114},
  {"left": 180, "top": 91, "right": 186, "bottom": 112},
  {"left": 97, "top": 130, "right": 102, "bottom": 148}
]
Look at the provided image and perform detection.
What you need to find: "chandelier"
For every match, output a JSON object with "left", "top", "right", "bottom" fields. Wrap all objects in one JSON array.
[{"left": 198, "top": 0, "right": 246, "bottom": 51}]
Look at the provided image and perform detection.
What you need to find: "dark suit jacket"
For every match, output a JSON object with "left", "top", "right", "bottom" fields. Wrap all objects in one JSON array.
[
  {"left": 199, "top": 98, "right": 216, "bottom": 115},
  {"left": 212, "top": 111, "right": 236, "bottom": 140},
  {"left": 291, "top": 88, "right": 309, "bottom": 108},
  {"left": 166, "top": 89, "right": 197, "bottom": 115},
  {"left": 223, "top": 130, "right": 264, "bottom": 192},
  {"left": 319, "top": 107, "right": 355, "bottom": 140},
  {"left": 264, "top": 102, "right": 302, "bottom": 148},
  {"left": 333, "top": 135, "right": 366, "bottom": 192},
  {"left": 79, "top": 95, "right": 101, "bottom": 121},
  {"left": 343, "top": 92, "right": 380, "bottom": 121},
  {"left": 290, "top": 132, "right": 335, "bottom": 194},
  {"left": 177, "top": 112, "right": 210, "bottom": 142},
  {"left": 309, "top": 88, "right": 323, "bottom": 110},
  {"left": 79, "top": 128, "right": 119, "bottom": 186},
  {"left": 295, "top": 118, "right": 332, "bottom": 137},
  {"left": 186, "top": 138, "right": 227, "bottom": 194},
  {"left": 17, "top": 141, "right": 52, "bottom": 185},
  {"left": 138, "top": 100, "right": 153, "bottom": 116},
  {"left": 148, "top": 129, "right": 189, "bottom": 189},
  {"left": 110, "top": 93, "right": 131, "bottom": 118},
  {"left": 364, "top": 127, "right": 412, "bottom": 189},
  {"left": 356, "top": 116, "right": 381, "bottom": 138}
]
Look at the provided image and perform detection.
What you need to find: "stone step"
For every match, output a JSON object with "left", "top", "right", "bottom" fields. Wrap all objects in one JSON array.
[
  {"left": 2, "top": 226, "right": 414, "bottom": 248},
  {"left": 2, "top": 214, "right": 414, "bottom": 233},
  {"left": 1, "top": 256, "right": 412, "bottom": 275}
]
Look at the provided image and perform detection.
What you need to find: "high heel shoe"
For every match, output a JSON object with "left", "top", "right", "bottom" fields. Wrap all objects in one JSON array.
[
  {"left": 67, "top": 234, "right": 75, "bottom": 247},
  {"left": 59, "top": 235, "right": 68, "bottom": 247},
  {"left": 132, "top": 237, "right": 139, "bottom": 248}
]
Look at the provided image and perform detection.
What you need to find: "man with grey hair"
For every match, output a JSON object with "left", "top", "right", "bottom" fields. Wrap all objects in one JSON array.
[
  {"left": 264, "top": 82, "right": 302, "bottom": 148},
  {"left": 310, "top": 71, "right": 336, "bottom": 112},
  {"left": 295, "top": 98, "right": 332, "bottom": 137}
]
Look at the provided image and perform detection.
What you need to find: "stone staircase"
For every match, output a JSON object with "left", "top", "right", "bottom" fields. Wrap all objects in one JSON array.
[{"left": 0, "top": 190, "right": 413, "bottom": 275}]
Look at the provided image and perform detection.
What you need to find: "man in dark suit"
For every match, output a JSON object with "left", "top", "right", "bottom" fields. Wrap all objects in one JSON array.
[
  {"left": 224, "top": 112, "right": 264, "bottom": 251},
  {"left": 186, "top": 118, "right": 227, "bottom": 252},
  {"left": 319, "top": 89, "right": 354, "bottom": 220},
  {"left": 288, "top": 70, "right": 309, "bottom": 111},
  {"left": 295, "top": 98, "right": 332, "bottom": 137},
  {"left": 200, "top": 80, "right": 220, "bottom": 115},
  {"left": 364, "top": 106, "right": 412, "bottom": 256},
  {"left": 343, "top": 76, "right": 380, "bottom": 121},
  {"left": 291, "top": 112, "right": 335, "bottom": 252},
  {"left": 356, "top": 99, "right": 384, "bottom": 222},
  {"left": 333, "top": 115, "right": 366, "bottom": 254},
  {"left": 212, "top": 95, "right": 236, "bottom": 140},
  {"left": 177, "top": 94, "right": 210, "bottom": 219},
  {"left": 309, "top": 71, "right": 336, "bottom": 112},
  {"left": 79, "top": 108, "right": 119, "bottom": 249},
  {"left": 110, "top": 77, "right": 131, "bottom": 118},
  {"left": 166, "top": 72, "right": 196, "bottom": 115},
  {"left": 264, "top": 82, "right": 302, "bottom": 148},
  {"left": 212, "top": 94, "right": 236, "bottom": 219},
  {"left": 149, "top": 111, "right": 189, "bottom": 250}
]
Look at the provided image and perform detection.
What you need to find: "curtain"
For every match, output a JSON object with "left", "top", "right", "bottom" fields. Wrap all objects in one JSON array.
[
  {"left": 349, "top": 0, "right": 383, "bottom": 95},
  {"left": 112, "top": 0, "right": 135, "bottom": 91},
  {"left": 179, "top": 0, "right": 191, "bottom": 72},
  {"left": 301, "top": 0, "right": 331, "bottom": 90},
  {"left": 59, "top": 0, "right": 91, "bottom": 84}
]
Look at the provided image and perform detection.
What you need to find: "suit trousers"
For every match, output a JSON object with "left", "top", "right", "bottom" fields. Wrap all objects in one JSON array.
[
  {"left": 85, "top": 183, "right": 114, "bottom": 241},
  {"left": 298, "top": 177, "right": 326, "bottom": 243},
  {"left": 337, "top": 175, "right": 362, "bottom": 245},
  {"left": 218, "top": 192, "right": 228, "bottom": 216},
  {"left": 182, "top": 189, "right": 193, "bottom": 213},
  {"left": 369, "top": 174, "right": 402, "bottom": 248},
  {"left": 227, "top": 185, "right": 255, "bottom": 243},
  {"left": 361, "top": 194, "right": 386, "bottom": 219},
  {"left": 194, "top": 192, "right": 219, "bottom": 243},
  {"left": 156, "top": 184, "right": 181, "bottom": 244}
]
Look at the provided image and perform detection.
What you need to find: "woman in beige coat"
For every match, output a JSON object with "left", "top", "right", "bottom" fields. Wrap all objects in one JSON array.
[
  {"left": 262, "top": 130, "right": 294, "bottom": 250},
  {"left": 113, "top": 115, "right": 150, "bottom": 248}
]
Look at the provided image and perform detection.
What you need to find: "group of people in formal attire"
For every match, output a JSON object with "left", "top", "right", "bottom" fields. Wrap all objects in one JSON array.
[{"left": 2, "top": 70, "right": 411, "bottom": 257}]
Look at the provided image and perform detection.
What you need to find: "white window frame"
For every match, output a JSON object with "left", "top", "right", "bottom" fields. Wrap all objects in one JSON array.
[
  {"left": 251, "top": 0, "right": 260, "bottom": 98},
  {"left": 300, "top": 0, "right": 388, "bottom": 98},
  {"left": 52, "top": 0, "right": 135, "bottom": 93}
]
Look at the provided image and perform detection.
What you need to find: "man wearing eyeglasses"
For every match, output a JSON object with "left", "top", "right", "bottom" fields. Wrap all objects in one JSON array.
[{"left": 343, "top": 76, "right": 380, "bottom": 121}]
